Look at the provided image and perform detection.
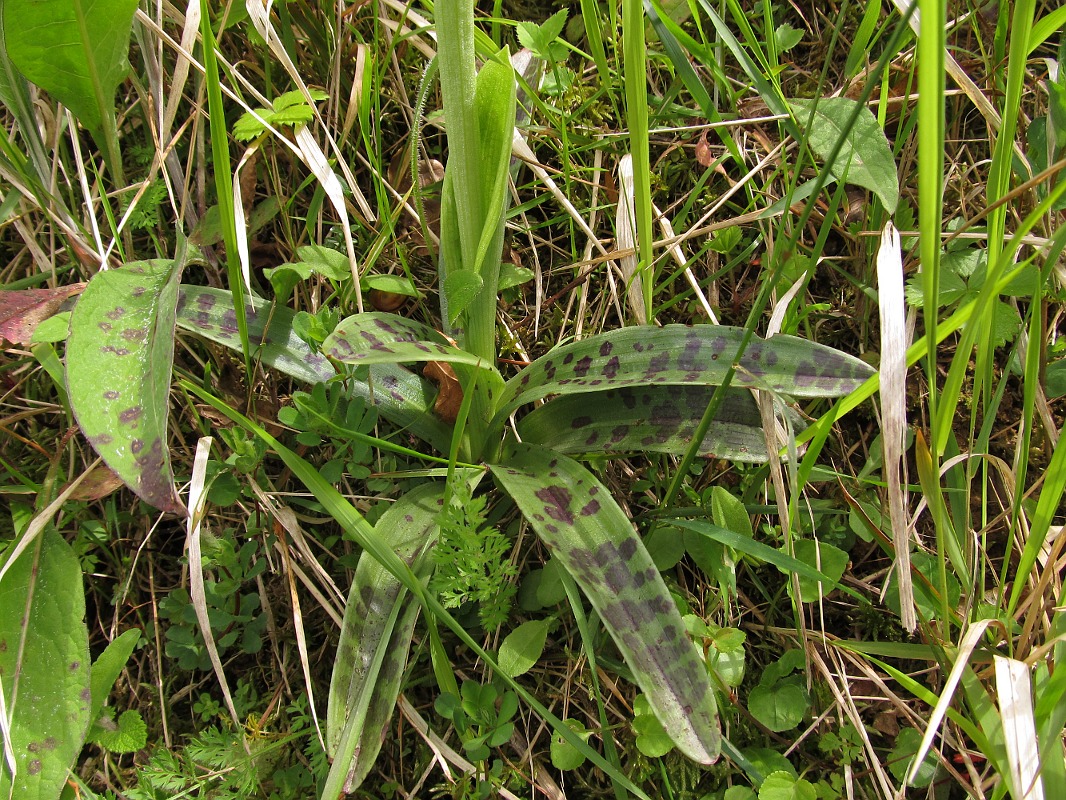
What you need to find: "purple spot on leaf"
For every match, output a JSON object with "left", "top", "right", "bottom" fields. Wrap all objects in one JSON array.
[
  {"left": 534, "top": 485, "right": 574, "bottom": 525},
  {"left": 119, "top": 406, "right": 143, "bottom": 426},
  {"left": 573, "top": 356, "right": 592, "bottom": 377},
  {"left": 103, "top": 390, "right": 120, "bottom": 400},
  {"left": 105, "top": 307, "right": 126, "bottom": 320}
]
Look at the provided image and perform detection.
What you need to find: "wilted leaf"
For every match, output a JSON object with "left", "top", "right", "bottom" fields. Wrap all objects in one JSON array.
[
  {"left": 3, "top": 0, "right": 139, "bottom": 133},
  {"left": 490, "top": 442, "right": 721, "bottom": 764},
  {"left": 790, "top": 97, "right": 899, "bottom": 213},
  {"left": 67, "top": 258, "right": 190, "bottom": 513},
  {"left": 0, "top": 284, "right": 85, "bottom": 345},
  {"left": 518, "top": 385, "right": 798, "bottom": 462},
  {"left": 62, "top": 463, "right": 125, "bottom": 502},
  {"left": 424, "top": 360, "right": 463, "bottom": 424},
  {"left": 0, "top": 529, "right": 91, "bottom": 800}
]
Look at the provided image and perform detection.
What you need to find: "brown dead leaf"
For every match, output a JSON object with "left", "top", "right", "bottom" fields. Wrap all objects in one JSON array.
[
  {"left": 695, "top": 130, "right": 713, "bottom": 167},
  {"left": 64, "top": 462, "right": 126, "bottom": 502},
  {"left": 423, "top": 360, "right": 462, "bottom": 424},
  {"left": 0, "top": 284, "right": 86, "bottom": 345}
]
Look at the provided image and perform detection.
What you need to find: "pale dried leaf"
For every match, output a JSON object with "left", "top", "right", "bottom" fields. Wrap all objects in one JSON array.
[
  {"left": 877, "top": 222, "right": 915, "bottom": 631},
  {"left": 994, "top": 656, "right": 1044, "bottom": 800}
]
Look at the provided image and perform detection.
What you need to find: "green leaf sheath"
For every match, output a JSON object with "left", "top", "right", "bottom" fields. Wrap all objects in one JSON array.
[
  {"left": 496, "top": 325, "right": 875, "bottom": 422},
  {"left": 67, "top": 260, "right": 186, "bottom": 513},
  {"left": 518, "top": 385, "right": 803, "bottom": 462},
  {"left": 174, "top": 290, "right": 454, "bottom": 453},
  {"left": 327, "top": 483, "right": 445, "bottom": 794},
  {"left": 0, "top": 531, "right": 91, "bottom": 800},
  {"left": 490, "top": 442, "right": 721, "bottom": 764}
]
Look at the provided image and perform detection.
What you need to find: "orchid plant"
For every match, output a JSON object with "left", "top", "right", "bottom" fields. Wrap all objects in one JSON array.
[{"left": 57, "top": 1, "right": 875, "bottom": 796}]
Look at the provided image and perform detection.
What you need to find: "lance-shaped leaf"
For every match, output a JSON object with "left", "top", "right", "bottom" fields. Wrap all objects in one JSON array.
[
  {"left": 518, "top": 385, "right": 804, "bottom": 462},
  {"left": 67, "top": 259, "right": 189, "bottom": 513},
  {"left": 323, "top": 312, "right": 498, "bottom": 372},
  {"left": 0, "top": 529, "right": 91, "bottom": 800},
  {"left": 176, "top": 285, "right": 335, "bottom": 385},
  {"left": 490, "top": 442, "right": 721, "bottom": 764},
  {"left": 327, "top": 483, "right": 444, "bottom": 794},
  {"left": 175, "top": 287, "right": 453, "bottom": 452},
  {"left": 496, "top": 325, "right": 874, "bottom": 423}
]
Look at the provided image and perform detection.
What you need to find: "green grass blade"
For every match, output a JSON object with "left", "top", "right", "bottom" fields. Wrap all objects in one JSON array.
[
  {"left": 622, "top": 0, "right": 654, "bottom": 319},
  {"left": 199, "top": 9, "right": 251, "bottom": 371}
]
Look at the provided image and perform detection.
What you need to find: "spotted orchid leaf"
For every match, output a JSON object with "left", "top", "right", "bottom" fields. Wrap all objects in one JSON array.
[
  {"left": 322, "top": 312, "right": 500, "bottom": 374},
  {"left": 489, "top": 442, "right": 721, "bottom": 764},
  {"left": 174, "top": 287, "right": 453, "bottom": 452},
  {"left": 0, "top": 528, "right": 91, "bottom": 800},
  {"left": 517, "top": 385, "right": 804, "bottom": 462},
  {"left": 67, "top": 258, "right": 191, "bottom": 514},
  {"left": 496, "top": 326, "right": 874, "bottom": 424},
  {"left": 327, "top": 482, "right": 444, "bottom": 794},
  {"left": 175, "top": 285, "right": 335, "bottom": 385}
]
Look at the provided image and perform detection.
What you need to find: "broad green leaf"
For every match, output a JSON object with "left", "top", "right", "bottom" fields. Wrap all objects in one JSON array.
[
  {"left": 711, "top": 486, "right": 754, "bottom": 538},
  {"left": 517, "top": 385, "right": 801, "bottom": 462},
  {"left": 748, "top": 676, "right": 808, "bottom": 732},
  {"left": 0, "top": 530, "right": 91, "bottom": 800},
  {"left": 364, "top": 274, "right": 419, "bottom": 297},
  {"left": 789, "top": 540, "right": 848, "bottom": 602},
  {"left": 490, "top": 442, "right": 721, "bottom": 764},
  {"left": 176, "top": 285, "right": 335, "bottom": 384},
  {"left": 550, "top": 719, "right": 590, "bottom": 770},
  {"left": 327, "top": 483, "right": 444, "bottom": 793},
  {"left": 759, "top": 770, "right": 818, "bottom": 800},
  {"left": 3, "top": 0, "right": 139, "bottom": 133},
  {"left": 888, "top": 728, "right": 938, "bottom": 787},
  {"left": 789, "top": 97, "right": 899, "bottom": 213},
  {"left": 323, "top": 311, "right": 497, "bottom": 370},
  {"left": 632, "top": 694, "right": 676, "bottom": 758},
  {"left": 174, "top": 287, "right": 453, "bottom": 452},
  {"left": 496, "top": 325, "right": 875, "bottom": 423},
  {"left": 86, "top": 708, "right": 146, "bottom": 753},
  {"left": 498, "top": 619, "right": 549, "bottom": 678},
  {"left": 67, "top": 258, "right": 190, "bottom": 513}
]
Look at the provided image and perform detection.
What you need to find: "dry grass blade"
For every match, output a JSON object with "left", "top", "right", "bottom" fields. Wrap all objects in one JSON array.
[
  {"left": 877, "top": 223, "right": 915, "bottom": 631},
  {"left": 994, "top": 655, "right": 1045, "bottom": 800},
  {"left": 185, "top": 437, "right": 244, "bottom": 737},
  {"left": 615, "top": 154, "right": 646, "bottom": 324}
]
